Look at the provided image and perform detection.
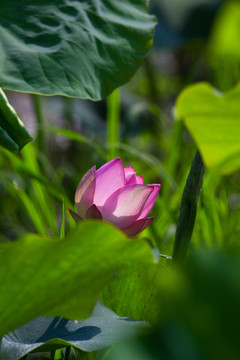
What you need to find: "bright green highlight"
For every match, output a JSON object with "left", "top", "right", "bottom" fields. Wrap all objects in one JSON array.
[
  {"left": 176, "top": 82, "right": 240, "bottom": 174},
  {"left": 209, "top": 1, "right": 240, "bottom": 60}
]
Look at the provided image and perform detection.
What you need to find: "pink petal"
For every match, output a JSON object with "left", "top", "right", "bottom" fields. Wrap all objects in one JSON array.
[
  {"left": 101, "top": 184, "right": 154, "bottom": 228},
  {"left": 136, "top": 176, "right": 144, "bottom": 184},
  {"left": 94, "top": 158, "right": 125, "bottom": 207},
  {"left": 121, "top": 217, "right": 154, "bottom": 237},
  {"left": 86, "top": 204, "right": 102, "bottom": 220},
  {"left": 137, "top": 184, "right": 161, "bottom": 220},
  {"left": 75, "top": 166, "right": 96, "bottom": 218},
  {"left": 125, "top": 172, "right": 138, "bottom": 185},
  {"left": 124, "top": 167, "right": 142, "bottom": 185},
  {"left": 124, "top": 166, "right": 135, "bottom": 174},
  {"left": 68, "top": 208, "right": 82, "bottom": 222}
]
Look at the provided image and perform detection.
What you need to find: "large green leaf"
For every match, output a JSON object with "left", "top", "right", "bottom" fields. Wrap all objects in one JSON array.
[
  {"left": 176, "top": 82, "right": 240, "bottom": 174},
  {"left": 0, "top": 89, "right": 32, "bottom": 151},
  {"left": 0, "top": 0, "right": 156, "bottom": 99},
  {"left": 1, "top": 302, "right": 149, "bottom": 360},
  {"left": 0, "top": 221, "right": 153, "bottom": 337}
]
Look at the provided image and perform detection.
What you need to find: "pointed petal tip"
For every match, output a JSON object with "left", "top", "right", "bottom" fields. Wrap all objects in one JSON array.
[
  {"left": 149, "top": 184, "right": 161, "bottom": 192},
  {"left": 136, "top": 175, "right": 144, "bottom": 184},
  {"left": 107, "top": 157, "right": 121, "bottom": 164},
  {"left": 124, "top": 166, "right": 135, "bottom": 173},
  {"left": 68, "top": 208, "right": 82, "bottom": 222}
]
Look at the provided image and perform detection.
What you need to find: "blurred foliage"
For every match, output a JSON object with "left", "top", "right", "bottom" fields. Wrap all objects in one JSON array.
[
  {"left": 151, "top": 0, "right": 223, "bottom": 49},
  {"left": 104, "top": 245, "right": 240, "bottom": 360}
]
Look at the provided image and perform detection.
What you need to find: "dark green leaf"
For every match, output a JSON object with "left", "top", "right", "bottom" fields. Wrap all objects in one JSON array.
[
  {"left": 104, "top": 247, "right": 240, "bottom": 360},
  {"left": 149, "top": 247, "right": 240, "bottom": 360},
  {"left": 0, "top": 89, "right": 32, "bottom": 152},
  {"left": 0, "top": 1, "right": 156, "bottom": 99}
]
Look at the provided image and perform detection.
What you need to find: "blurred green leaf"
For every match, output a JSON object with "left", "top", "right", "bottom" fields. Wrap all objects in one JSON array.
[
  {"left": 153, "top": 247, "right": 240, "bottom": 360},
  {"left": 0, "top": 221, "right": 153, "bottom": 337},
  {"left": 176, "top": 82, "right": 240, "bottom": 174},
  {"left": 0, "top": 0, "right": 155, "bottom": 99},
  {"left": 208, "top": 0, "right": 240, "bottom": 61},
  {"left": 60, "top": 201, "right": 65, "bottom": 239},
  {"left": 1, "top": 302, "right": 148, "bottom": 360},
  {"left": 0, "top": 89, "right": 32, "bottom": 152},
  {"left": 105, "top": 246, "right": 240, "bottom": 360},
  {"left": 47, "top": 127, "right": 88, "bottom": 143}
]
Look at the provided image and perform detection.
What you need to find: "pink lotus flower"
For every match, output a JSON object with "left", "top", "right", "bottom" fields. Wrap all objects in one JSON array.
[{"left": 69, "top": 158, "right": 161, "bottom": 237}]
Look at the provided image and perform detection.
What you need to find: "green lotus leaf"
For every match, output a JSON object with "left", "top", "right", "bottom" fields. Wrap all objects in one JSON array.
[{"left": 0, "top": 0, "right": 156, "bottom": 99}]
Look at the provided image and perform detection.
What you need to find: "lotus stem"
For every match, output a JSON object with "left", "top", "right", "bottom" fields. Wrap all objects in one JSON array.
[{"left": 172, "top": 150, "right": 205, "bottom": 262}]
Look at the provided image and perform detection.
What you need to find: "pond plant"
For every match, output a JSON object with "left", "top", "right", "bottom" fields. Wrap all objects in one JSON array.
[{"left": 0, "top": 1, "right": 240, "bottom": 360}]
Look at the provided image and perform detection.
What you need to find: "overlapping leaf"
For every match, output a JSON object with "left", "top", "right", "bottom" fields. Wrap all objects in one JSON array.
[
  {"left": 0, "top": 220, "right": 153, "bottom": 337},
  {"left": 1, "top": 302, "right": 149, "bottom": 360}
]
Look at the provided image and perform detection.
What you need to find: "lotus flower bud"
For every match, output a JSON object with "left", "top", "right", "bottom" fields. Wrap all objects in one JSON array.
[{"left": 69, "top": 158, "right": 161, "bottom": 237}]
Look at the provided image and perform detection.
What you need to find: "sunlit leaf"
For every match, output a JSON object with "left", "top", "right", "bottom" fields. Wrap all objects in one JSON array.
[
  {"left": 176, "top": 82, "right": 240, "bottom": 174},
  {"left": 0, "top": 221, "right": 153, "bottom": 337},
  {"left": 100, "top": 258, "right": 170, "bottom": 323},
  {"left": 0, "top": 0, "right": 156, "bottom": 99},
  {"left": 0, "top": 89, "right": 32, "bottom": 152}
]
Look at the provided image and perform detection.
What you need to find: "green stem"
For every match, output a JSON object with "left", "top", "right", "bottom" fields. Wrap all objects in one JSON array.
[
  {"left": 32, "top": 94, "right": 45, "bottom": 153},
  {"left": 106, "top": 89, "right": 120, "bottom": 160},
  {"left": 163, "top": 121, "right": 184, "bottom": 200},
  {"left": 144, "top": 56, "right": 159, "bottom": 103},
  {"left": 172, "top": 150, "right": 205, "bottom": 262}
]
